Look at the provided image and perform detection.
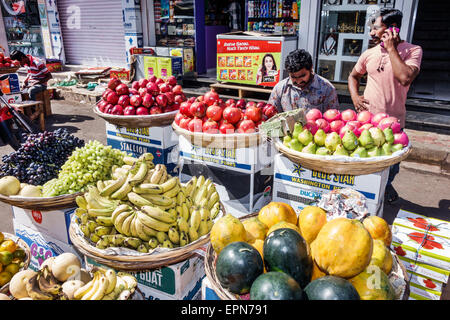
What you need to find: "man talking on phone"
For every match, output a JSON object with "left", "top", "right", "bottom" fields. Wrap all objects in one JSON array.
[{"left": 348, "top": 8, "right": 423, "bottom": 203}]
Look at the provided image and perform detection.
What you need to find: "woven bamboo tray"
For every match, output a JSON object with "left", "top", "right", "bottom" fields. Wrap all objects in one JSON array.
[
  {"left": 0, "top": 233, "right": 31, "bottom": 295},
  {"left": 69, "top": 202, "right": 226, "bottom": 271},
  {"left": 0, "top": 66, "right": 20, "bottom": 75},
  {"left": 274, "top": 139, "right": 412, "bottom": 176},
  {"left": 0, "top": 192, "right": 82, "bottom": 211},
  {"left": 93, "top": 105, "right": 177, "bottom": 128},
  {"left": 172, "top": 122, "right": 263, "bottom": 149},
  {"left": 204, "top": 213, "right": 410, "bottom": 300}
]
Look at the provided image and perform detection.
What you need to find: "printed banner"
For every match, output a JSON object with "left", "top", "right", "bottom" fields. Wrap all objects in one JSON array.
[{"left": 216, "top": 39, "right": 282, "bottom": 87}]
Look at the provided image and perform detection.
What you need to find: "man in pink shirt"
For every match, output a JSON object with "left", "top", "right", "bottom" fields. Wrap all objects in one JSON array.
[{"left": 348, "top": 8, "right": 423, "bottom": 203}]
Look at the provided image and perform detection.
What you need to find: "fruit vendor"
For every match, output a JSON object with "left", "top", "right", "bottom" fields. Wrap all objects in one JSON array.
[
  {"left": 267, "top": 49, "right": 339, "bottom": 113},
  {"left": 10, "top": 50, "right": 53, "bottom": 101},
  {"left": 348, "top": 8, "right": 423, "bottom": 203}
]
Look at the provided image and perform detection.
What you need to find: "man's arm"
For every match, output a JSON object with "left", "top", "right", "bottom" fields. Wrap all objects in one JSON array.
[{"left": 348, "top": 68, "right": 369, "bottom": 112}]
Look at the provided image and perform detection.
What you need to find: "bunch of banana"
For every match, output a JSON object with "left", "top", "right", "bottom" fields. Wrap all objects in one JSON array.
[
  {"left": 25, "top": 265, "right": 65, "bottom": 300},
  {"left": 183, "top": 175, "right": 221, "bottom": 220},
  {"left": 73, "top": 267, "right": 137, "bottom": 300}
]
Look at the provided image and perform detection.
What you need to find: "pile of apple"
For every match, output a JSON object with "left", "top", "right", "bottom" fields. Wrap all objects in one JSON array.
[
  {"left": 174, "top": 89, "right": 278, "bottom": 134},
  {"left": 0, "top": 52, "right": 20, "bottom": 69},
  {"left": 283, "top": 108, "right": 410, "bottom": 158},
  {"left": 97, "top": 75, "right": 187, "bottom": 116}
]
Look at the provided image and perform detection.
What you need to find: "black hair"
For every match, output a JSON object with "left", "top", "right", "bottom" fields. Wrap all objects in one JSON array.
[
  {"left": 260, "top": 53, "right": 277, "bottom": 75},
  {"left": 10, "top": 50, "right": 27, "bottom": 61},
  {"left": 285, "top": 49, "right": 312, "bottom": 73},
  {"left": 380, "top": 8, "right": 403, "bottom": 29}
]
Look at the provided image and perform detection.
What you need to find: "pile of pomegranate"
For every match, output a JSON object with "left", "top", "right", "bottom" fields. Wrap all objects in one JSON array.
[
  {"left": 97, "top": 75, "right": 186, "bottom": 116},
  {"left": 173, "top": 89, "right": 278, "bottom": 134},
  {"left": 0, "top": 52, "right": 20, "bottom": 69}
]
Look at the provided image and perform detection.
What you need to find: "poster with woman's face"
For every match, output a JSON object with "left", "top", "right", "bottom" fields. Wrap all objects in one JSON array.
[{"left": 216, "top": 39, "right": 282, "bottom": 87}]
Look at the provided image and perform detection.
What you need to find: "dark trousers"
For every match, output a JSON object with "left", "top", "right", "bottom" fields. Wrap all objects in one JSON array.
[{"left": 387, "top": 162, "right": 400, "bottom": 187}]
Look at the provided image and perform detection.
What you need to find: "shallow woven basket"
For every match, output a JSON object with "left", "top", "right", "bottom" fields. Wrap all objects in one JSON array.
[
  {"left": 0, "top": 233, "right": 31, "bottom": 295},
  {"left": 172, "top": 122, "right": 263, "bottom": 149},
  {"left": 93, "top": 105, "right": 177, "bottom": 128},
  {"left": 204, "top": 213, "right": 410, "bottom": 300},
  {"left": 0, "top": 192, "right": 82, "bottom": 211},
  {"left": 69, "top": 202, "right": 226, "bottom": 271},
  {"left": 0, "top": 66, "right": 20, "bottom": 75},
  {"left": 274, "top": 139, "right": 412, "bottom": 176}
]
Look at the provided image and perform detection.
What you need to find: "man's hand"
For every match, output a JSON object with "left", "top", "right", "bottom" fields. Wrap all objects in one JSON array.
[
  {"left": 381, "top": 28, "right": 400, "bottom": 53},
  {"left": 352, "top": 95, "right": 370, "bottom": 112}
]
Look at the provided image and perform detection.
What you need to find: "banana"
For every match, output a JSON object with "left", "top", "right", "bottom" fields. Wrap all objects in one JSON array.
[
  {"left": 139, "top": 152, "right": 154, "bottom": 162},
  {"left": 88, "top": 273, "right": 109, "bottom": 300},
  {"left": 132, "top": 183, "right": 163, "bottom": 194},
  {"left": 127, "top": 192, "right": 153, "bottom": 207},
  {"left": 211, "top": 202, "right": 220, "bottom": 219},
  {"left": 75, "top": 207, "right": 87, "bottom": 218},
  {"left": 197, "top": 197, "right": 209, "bottom": 209},
  {"left": 95, "top": 226, "right": 112, "bottom": 237},
  {"left": 160, "top": 176, "right": 178, "bottom": 193},
  {"left": 123, "top": 237, "right": 142, "bottom": 249},
  {"left": 141, "top": 206, "right": 176, "bottom": 224},
  {"left": 207, "top": 191, "right": 220, "bottom": 210},
  {"left": 200, "top": 207, "right": 211, "bottom": 220},
  {"left": 198, "top": 219, "right": 209, "bottom": 237},
  {"left": 111, "top": 204, "right": 132, "bottom": 224},
  {"left": 86, "top": 186, "right": 118, "bottom": 209},
  {"left": 129, "top": 161, "right": 148, "bottom": 186},
  {"left": 163, "top": 184, "right": 180, "bottom": 198},
  {"left": 90, "top": 233, "right": 101, "bottom": 243},
  {"left": 96, "top": 237, "right": 109, "bottom": 249},
  {"left": 156, "top": 231, "right": 168, "bottom": 244},
  {"left": 159, "top": 169, "right": 168, "bottom": 184},
  {"left": 74, "top": 273, "right": 97, "bottom": 300},
  {"left": 194, "top": 185, "right": 208, "bottom": 206},
  {"left": 207, "top": 217, "right": 213, "bottom": 232},
  {"left": 87, "top": 220, "right": 98, "bottom": 233},
  {"left": 175, "top": 205, "right": 183, "bottom": 218},
  {"left": 121, "top": 212, "right": 136, "bottom": 237},
  {"left": 110, "top": 179, "right": 132, "bottom": 200},
  {"left": 181, "top": 203, "right": 190, "bottom": 221},
  {"left": 189, "top": 208, "right": 201, "bottom": 231},
  {"left": 188, "top": 226, "right": 199, "bottom": 242},
  {"left": 179, "top": 232, "right": 189, "bottom": 246},
  {"left": 150, "top": 164, "right": 164, "bottom": 184},
  {"left": 97, "top": 180, "right": 106, "bottom": 193},
  {"left": 111, "top": 234, "right": 125, "bottom": 247},
  {"left": 113, "top": 210, "right": 133, "bottom": 235},
  {"left": 148, "top": 237, "right": 158, "bottom": 249},
  {"left": 101, "top": 269, "right": 117, "bottom": 295},
  {"left": 135, "top": 218, "right": 151, "bottom": 242},
  {"left": 140, "top": 221, "right": 158, "bottom": 237},
  {"left": 100, "top": 175, "right": 127, "bottom": 197},
  {"left": 196, "top": 175, "right": 205, "bottom": 189},
  {"left": 80, "top": 224, "right": 90, "bottom": 237},
  {"left": 168, "top": 226, "right": 180, "bottom": 244},
  {"left": 76, "top": 195, "right": 88, "bottom": 210},
  {"left": 100, "top": 235, "right": 114, "bottom": 247},
  {"left": 87, "top": 207, "right": 115, "bottom": 218},
  {"left": 117, "top": 272, "right": 138, "bottom": 291},
  {"left": 123, "top": 156, "right": 138, "bottom": 166},
  {"left": 80, "top": 213, "right": 90, "bottom": 225},
  {"left": 206, "top": 182, "right": 217, "bottom": 199},
  {"left": 80, "top": 273, "right": 101, "bottom": 300},
  {"left": 183, "top": 178, "right": 195, "bottom": 198},
  {"left": 139, "top": 194, "right": 174, "bottom": 207},
  {"left": 96, "top": 215, "right": 114, "bottom": 227},
  {"left": 37, "top": 266, "right": 61, "bottom": 296},
  {"left": 177, "top": 216, "right": 189, "bottom": 234},
  {"left": 26, "top": 274, "right": 54, "bottom": 300},
  {"left": 162, "top": 239, "right": 174, "bottom": 248},
  {"left": 102, "top": 276, "right": 126, "bottom": 300},
  {"left": 176, "top": 191, "right": 186, "bottom": 206},
  {"left": 129, "top": 215, "right": 140, "bottom": 238},
  {"left": 137, "top": 243, "right": 149, "bottom": 253},
  {"left": 137, "top": 210, "right": 173, "bottom": 232}
]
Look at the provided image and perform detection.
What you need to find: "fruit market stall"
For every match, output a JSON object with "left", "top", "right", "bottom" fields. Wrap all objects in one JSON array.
[
  {"left": 172, "top": 89, "right": 279, "bottom": 216},
  {"left": 202, "top": 198, "right": 410, "bottom": 301}
]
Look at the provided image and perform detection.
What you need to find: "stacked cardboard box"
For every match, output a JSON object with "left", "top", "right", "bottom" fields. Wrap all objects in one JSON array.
[{"left": 392, "top": 209, "right": 450, "bottom": 300}]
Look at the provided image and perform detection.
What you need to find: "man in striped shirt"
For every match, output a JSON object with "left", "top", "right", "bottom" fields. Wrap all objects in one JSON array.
[{"left": 10, "top": 50, "right": 52, "bottom": 101}]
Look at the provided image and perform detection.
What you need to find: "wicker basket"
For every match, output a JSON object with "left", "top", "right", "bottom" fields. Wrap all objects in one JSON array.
[
  {"left": 172, "top": 122, "right": 263, "bottom": 149},
  {"left": 93, "top": 105, "right": 177, "bottom": 128},
  {"left": 0, "top": 192, "right": 82, "bottom": 211},
  {"left": 204, "top": 213, "right": 410, "bottom": 300},
  {"left": 0, "top": 66, "right": 20, "bottom": 75},
  {"left": 69, "top": 202, "right": 226, "bottom": 271},
  {"left": 274, "top": 139, "right": 412, "bottom": 176},
  {"left": 0, "top": 233, "right": 31, "bottom": 295}
]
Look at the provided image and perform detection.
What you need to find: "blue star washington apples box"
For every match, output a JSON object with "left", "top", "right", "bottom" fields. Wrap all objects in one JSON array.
[
  {"left": 85, "top": 255, "right": 205, "bottom": 300},
  {"left": 178, "top": 135, "right": 274, "bottom": 217},
  {"left": 201, "top": 277, "right": 221, "bottom": 300},
  {"left": 272, "top": 154, "right": 389, "bottom": 216},
  {"left": 106, "top": 122, "right": 179, "bottom": 175}
]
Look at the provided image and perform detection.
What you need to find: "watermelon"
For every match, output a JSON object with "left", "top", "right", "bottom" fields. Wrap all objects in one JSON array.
[
  {"left": 304, "top": 275, "right": 360, "bottom": 300},
  {"left": 250, "top": 271, "right": 304, "bottom": 300}
]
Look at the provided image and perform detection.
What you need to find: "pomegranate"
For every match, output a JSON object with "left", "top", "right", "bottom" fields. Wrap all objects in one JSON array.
[
  {"left": 262, "top": 104, "right": 278, "bottom": 119},
  {"left": 106, "top": 91, "right": 119, "bottom": 105},
  {"left": 138, "top": 78, "right": 149, "bottom": 88},
  {"left": 188, "top": 96, "right": 197, "bottom": 103},
  {"left": 256, "top": 101, "right": 266, "bottom": 109},
  {"left": 108, "top": 78, "right": 122, "bottom": 90},
  {"left": 378, "top": 116, "right": 401, "bottom": 133},
  {"left": 179, "top": 116, "right": 191, "bottom": 130},
  {"left": 129, "top": 88, "right": 139, "bottom": 96},
  {"left": 341, "top": 109, "right": 357, "bottom": 122},
  {"left": 131, "top": 81, "right": 141, "bottom": 91},
  {"left": 236, "top": 99, "right": 246, "bottom": 109},
  {"left": 148, "top": 75, "right": 157, "bottom": 83},
  {"left": 167, "top": 75, "right": 177, "bottom": 86},
  {"left": 156, "top": 94, "right": 168, "bottom": 107},
  {"left": 329, "top": 120, "right": 345, "bottom": 133},
  {"left": 130, "top": 94, "right": 143, "bottom": 107},
  {"left": 139, "top": 87, "right": 149, "bottom": 97},
  {"left": 188, "top": 118, "right": 203, "bottom": 132},
  {"left": 357, "top": 110, "right": 373, "bottom": 124},
  {"left": 394, "top": 131, "right": 409, "bottom": 147},
  {"left": 347, "top": 120, "right": 362, "bottom": 129},
  {"left": 136, "top": 107, "right": 149, "bottom": 115},
  {"left": 180, "top": 102, "right": 192, "bottom": 117},
  {"left": 371, "top": 112, "right": 389, "bottom": 126},
  {"left": 245, "top": 106, "right": 262, "bottom": 123},
  {"left": 203, "top": 119, "right": 219, "bottom": 133},
  {"left": 174, "top": 94, "right": 184, "bottom": 104},
  {"left": 357, "top": 123, "right": 374, "bottom": 136},
  {"left": 306, "top": 108, "right": 323, "bottom": 122},
  {"left": 237, "top": 119, "right": 256, "bottom": 133},
  {"left": 245, "top": 101, "right": 257, "bottom": 109},
  {"left": 304, "top": 120, "right": 319, "bottom": 135},
  {"left": 175, "top": 112, "right": 186, "bottom": 125},
  {"left": 189, "top": 101, "right": 207, "bottom": 118},
  {"left": 222, "top": 106, "right": 242, "bottom": 124},
  {"left": 159, "top": 83, "right": 171, "bottom": 93},
  {"left": 167, "top": 102, "right": 180, "bottom": 112},
  {"left": 149, "top": 106, "right": 163, "bottom": 115},
  {"left": 323, "top": 109, "right": 341, "bottom": 122},
  {"left": 123, "top": 106, "right": 136, "bottom": 115},
  {"left": 315, "top": 118, "right": 330, "bottom": 133},
  {"left": 117, "top": 95, "right": 130, "bottom": 107},
  {"left": 172, "top": 85, "right": 183, "bottom": 95},
  {"left": 339, "top": 124, "right": 358, "bottom": 138},
  {"left": 164, "top": 92, "right": 175, "bottom": 105},
  {"left": 219, "top": 121, "right": 235, "bottom": 134},
  {"left": 111, "top": 105, "right": 124, "bottom": 115},
  {"left": 115, "top": 83, "right": 129, "bottom": 96},
  {"left": 206, "top": 105, "right": 223, "bottom": 122},
  {"left": 203, "top": 90, "right": 220, "bottom": 106},
  {"left": 142, "top": 94, "right": 154, "bottom": 108},
  {"left": 146, "top": 82, "right": 159, "bottom": 96},
  {"left": 155, "top": 78, "right": 165, "bottom": 86},
  {"left": 225, "top": 99, "right": 236, "bottom": 107}
]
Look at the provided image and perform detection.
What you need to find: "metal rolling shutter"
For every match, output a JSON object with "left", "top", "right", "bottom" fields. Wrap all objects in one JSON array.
[{"left": 57, "top": 0, "right": 127, "bottom": 67}]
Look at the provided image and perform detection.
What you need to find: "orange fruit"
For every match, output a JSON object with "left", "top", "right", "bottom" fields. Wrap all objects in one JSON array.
[
  {"left": 0, "top": 239, "right": 17, "bottom": 253},
  {"left": 0, "top": 271, "right": 12, "bottom": 286},
  {"left": 4, "top": 263, "right": 20, "bottom": 276}
]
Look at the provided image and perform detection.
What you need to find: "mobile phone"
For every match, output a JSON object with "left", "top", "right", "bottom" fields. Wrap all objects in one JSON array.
[{"left": 381, "top": 27, "right": 400, "bottom": 48}]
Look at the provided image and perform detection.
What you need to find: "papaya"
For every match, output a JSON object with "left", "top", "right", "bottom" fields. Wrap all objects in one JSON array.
[
  {"left": 210, "top": 214, "right": 246, "bottom": 254},
  {"left": 311, "top": 259, "right": 326, "bottom": 281},
  {"left": 266, "top": 221, "right": 300, "bottom": 236},
  {"left": 310, "top": 218, "right": 373, "bottom": 278},
  {"left": 369, "top": 239, "right": 393, "bottom": 275},
  {"left": 363, "top": 215, "right": 392, "bottom": 247},
  {"left": 242, "top": 217, "right": 268, "bottom": 243},
  {"left": 258, "top": 202, "right": 297, "bottom": 229},
  {"left": 348, "top": 265, "right": 396, "bottom": 300},
  {"left": 297, "top": 206, "right": 327, "bottom": 244}
]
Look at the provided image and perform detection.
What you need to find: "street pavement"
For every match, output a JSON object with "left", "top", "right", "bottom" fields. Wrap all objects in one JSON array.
[{"left": 0, "top": 99, "right": 448, "bottom": 299}]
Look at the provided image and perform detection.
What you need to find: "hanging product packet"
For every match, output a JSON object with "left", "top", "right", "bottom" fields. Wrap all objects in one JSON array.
[{"left": 317, "top": 188, "right": 370, "bottom": 221}]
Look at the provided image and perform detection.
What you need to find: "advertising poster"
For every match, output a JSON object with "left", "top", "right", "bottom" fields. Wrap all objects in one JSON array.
[
  {"left": 143, "top": 56, "right": 159, "bottom": 79},
  {"left": 217, "top": 39, "right": 282, "bottom": 87}
]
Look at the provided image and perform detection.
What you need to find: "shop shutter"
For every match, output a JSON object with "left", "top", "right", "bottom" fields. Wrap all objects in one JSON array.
[{"left": 57, "top": 0, "right": 127, "bottom": 67}]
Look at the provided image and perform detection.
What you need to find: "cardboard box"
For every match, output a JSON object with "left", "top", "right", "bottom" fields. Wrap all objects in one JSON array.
[
  {"left": 85, "top": 256, "right": 205, "bottom": 300},
  {"left": 406, "top": 270, "right": 443, "bottom": 300},
  {"left": 391, "top": 224, "right": 450, "bottom": 270},
  {"left": 201, "top": 277, "right": 221, "bottom": 300},
  {"left": 1, "top": 92, "right": 22, "bottom": 106},
  {"left": 178, "top": 136, "right": 274, "bottom": 216},
  {"left": 130, "top": 47, "right": 156, "bottom": 55},
  {"left": 396, "top": 255, "right": 450, "bottom": 284},
  {"left": 106, "top": 122, "right": 179, "bottom": 175},
  {"left": 110, "top": 69, "right": 131, "bottom": 81},
  {"left": 157, "top": 56, "right": 183, "bottom": 80},
  {"left": 14, "top": 223, "right": 84, "bottom": 272},
  {"left": 272, "top": 154, "right": 388, "bottom": 215},
  {"left": 408, "top": 281, "right": 442, "bottom": 300},
  {"left": 393, "top": 209, "right": 450, "bottom": 240},
  {"left": 0, "top": 73, "right": 20, "bottom": 94},
  {"left": 12, "top": 206, "right": 76, "bottom": 244}
]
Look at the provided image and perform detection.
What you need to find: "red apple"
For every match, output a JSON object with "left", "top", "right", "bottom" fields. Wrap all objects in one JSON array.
[
  {"left": 306, "top": 108, "right": 323, "bottom": 122},
  {"left": 97, "top": 100, "right": 108, "bottom": 112},
  {"left": 102, "top": 88, "right": 113, "bottom": 101},
  {"left": 123, "top": 106, "right": 136, "bottom": 115},
  {"left": 164, "top": 92, "right": 175, "bottom": 105},
  {"left": 323, "top": 109, "right": 341, "bottom": 122},
  {"left": 139, "top": 87, "right": 149, "bottom": 97},
  {"left": 149, "top": 106, "right": 163, "bottom": 114},
  {"left": 129, "top": 88, "right": 139, "bottom": 96},
  {"left": 148, "top": 75, "right": 157, "bottom": 83},
  {"left": 155, "top": 78, "right": 165, "bottom": 86},
  {"left": 262, "top": 104, "right": 278, "bottom": 119},
  {"left": 357, "top": 110, "right": 373, "bottom": 125},
  {"left": 159, "top": 83, "right": 171, "bottom": 93},
  {"left": 341, "top": 109, "right": 357, "bottom": 122},
  {"left": 108, "top": 78, "right": 122, "bottom": 90},
  {"left": 104, "top": 104, "right": 115, "bottom": 114},
  {"left": 378, "top": 116, "right": 401, "bottom": 133},
  {"left": 166, "top": 75, "right": 177, "bottom": 86},
  {"left": 315, "top": 118, "right": 330, "bottom": 133},
  {"left": 256, "top": 101, "right": 266, "bottom": 109},
  {"left": 174, "top": 94, "right": 184, "bottom": 104},
  {"left": 106, "top": 91, "right": 119, "bottom": 105},
  {"left": 131, "top": 81, "right": 141, "bottom": 91},
  {"left": 329, "top": 120, "right": 345, "bottom": 133}
]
